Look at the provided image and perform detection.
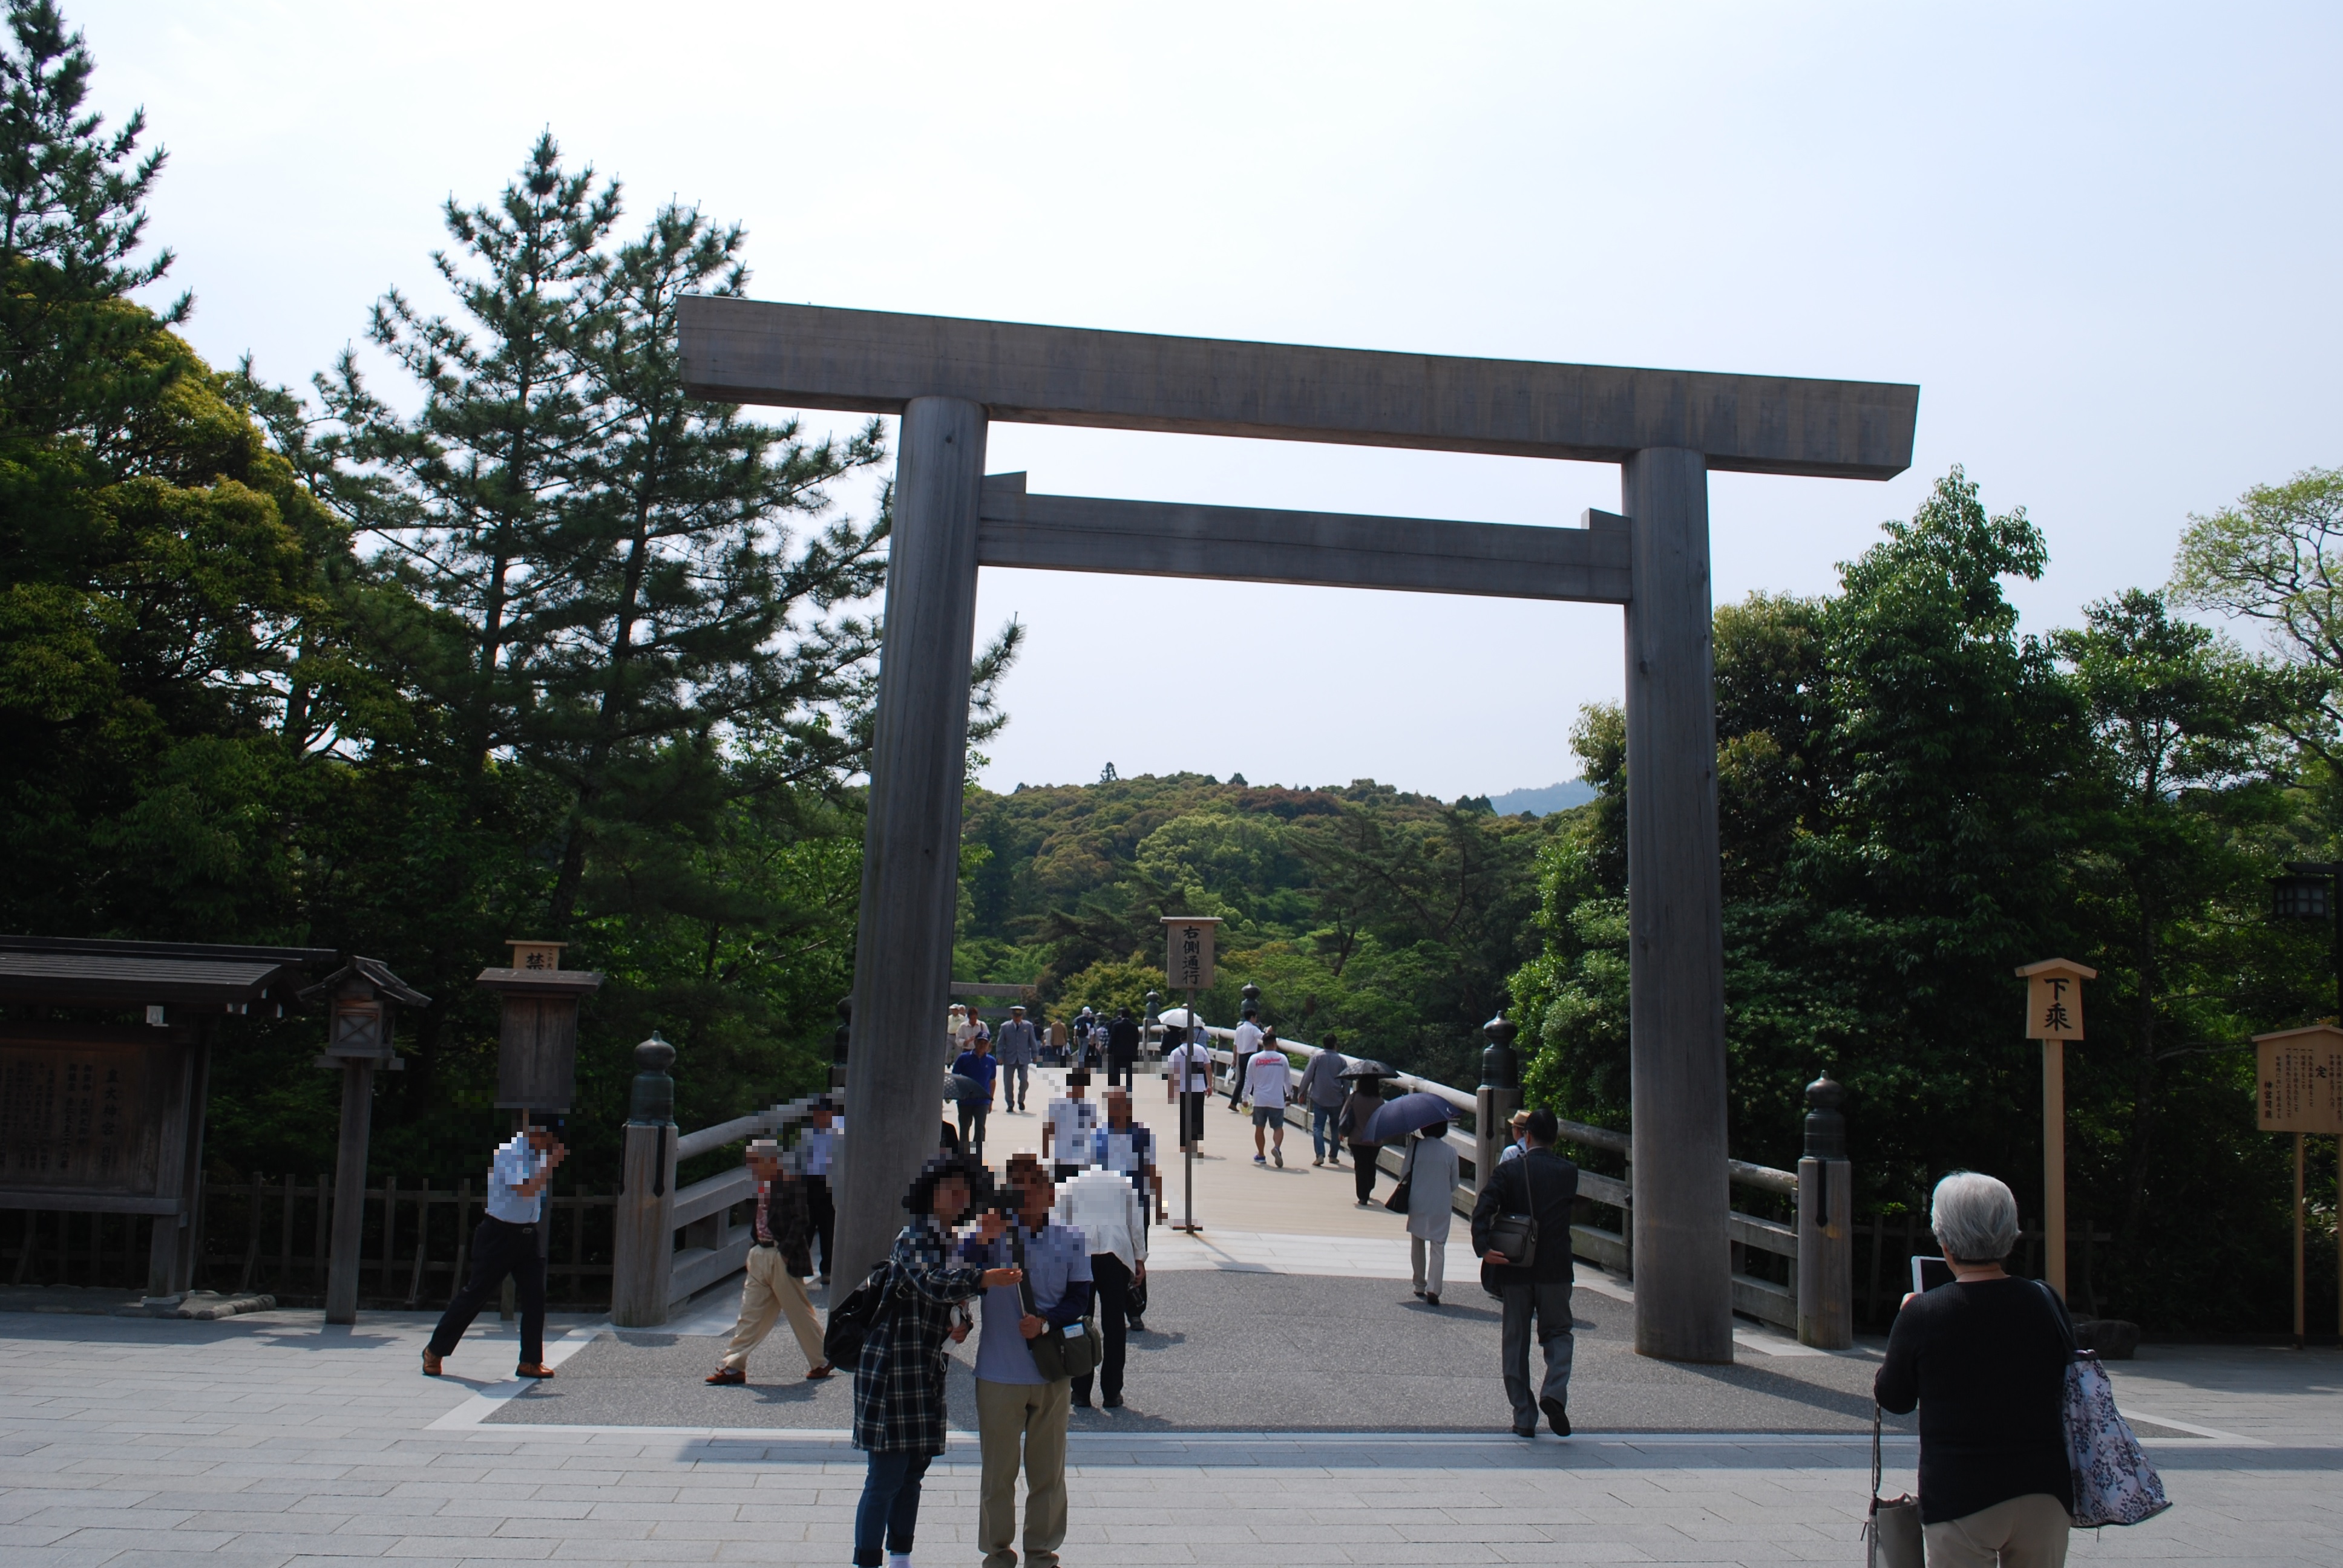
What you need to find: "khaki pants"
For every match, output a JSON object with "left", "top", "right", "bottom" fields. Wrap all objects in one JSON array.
[
  {"left": 718, "top": 1244, "right": 827, "bottom": 1373},
  {"left": 975, "top": 1376, "right": 1069, "bottom": 1568},
  {"left": 1411, "top": 1235, "right": 1444, "bottom": 1296},
  {"left": 1922, "top": 1493, "right": 2071, "bottom": 1568}
]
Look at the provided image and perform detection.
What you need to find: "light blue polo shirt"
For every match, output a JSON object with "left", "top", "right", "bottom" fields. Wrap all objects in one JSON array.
[{"left": 962, "top": 1223, "right": 1092, "bottom": 1384}]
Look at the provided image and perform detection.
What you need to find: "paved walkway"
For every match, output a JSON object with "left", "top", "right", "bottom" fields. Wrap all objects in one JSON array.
[{"left": 1, "top": 1067, "right": 2334, "bottom": 1564}]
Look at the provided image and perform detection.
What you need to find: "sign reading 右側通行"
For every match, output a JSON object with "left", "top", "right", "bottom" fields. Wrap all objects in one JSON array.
[
  {"left": 2255, "top": 1025, "right": 2343, "bottom": 1135},
  {"left": 1163, "top": 918, "right": 1220, "bottom": 993}
]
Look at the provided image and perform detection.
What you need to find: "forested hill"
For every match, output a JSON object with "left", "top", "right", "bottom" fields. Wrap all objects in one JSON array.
[{"left": 955, "top": 774, "right": 1555, "bottom": 1089}]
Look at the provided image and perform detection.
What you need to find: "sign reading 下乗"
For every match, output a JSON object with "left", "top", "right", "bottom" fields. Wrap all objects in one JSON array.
[
  {"left": 2017, "top": 958, "right": 2095, "bottom": 1040},
  {"left": 2254, "top": 1025, "right": 2343, "bottom": 1135},
  {"left": 1164, "top": 918, "right": 1219, "bottom": 992}
]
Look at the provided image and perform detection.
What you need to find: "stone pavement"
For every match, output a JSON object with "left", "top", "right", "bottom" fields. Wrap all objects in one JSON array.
[
  {"left": 1, "top": 1277, "right": 2335, "bottom": 1566},
  {"left": 0, "top": 1066, "right": 2330, "bottom": 1566}
]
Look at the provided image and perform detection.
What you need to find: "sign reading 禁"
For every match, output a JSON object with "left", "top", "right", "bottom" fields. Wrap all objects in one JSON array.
[
  {"left": 1163, "top": 917, "right": 1222, "bottom": 992},
  {"left": 2254, "top": 1024, "right": 2343, "bottom": 1135}
]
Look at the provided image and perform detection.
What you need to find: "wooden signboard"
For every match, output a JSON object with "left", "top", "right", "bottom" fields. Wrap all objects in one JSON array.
[
  {"left": 2014, "top": 957, "right": 2095, "bottom": 1300},
  {"left": 2255, "top": 1026, "right": 2343, "bottom": 1135},
  {"left": 1164, "top": 917, "right": 1221, "bottom": 993},
  {"left": 0, "top": 1031, "right": 177, "bottom": 1195},
  {"left": 2020, "top": 960, "right": 2091, "bottom": 1040}
]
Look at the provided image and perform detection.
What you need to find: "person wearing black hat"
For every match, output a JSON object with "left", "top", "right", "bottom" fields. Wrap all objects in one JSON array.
[
  {"left": 850, "top": 1155, "right": 1020, "bottom": 1568},
  {"left": 1227, "top": 1002, "right": 1263, "bottom": 1112}
]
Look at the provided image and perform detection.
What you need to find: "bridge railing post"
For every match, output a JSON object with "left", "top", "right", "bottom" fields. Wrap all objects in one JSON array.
[
  {"left": 1473, "top": 1014, "right": 1521, "bottom": 1195},
  {"left": 1795, "top": 1072, "right": 1854, "bottom": 1349},
  {"left": 611, "top": 1034, "right": 677, "bottom": 1328}
]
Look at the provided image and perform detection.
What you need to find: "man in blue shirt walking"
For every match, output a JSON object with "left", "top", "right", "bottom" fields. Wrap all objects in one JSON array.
[
  {"left": 960, "top": 1153, "right": 1092, "bottom": 1568},
  {"left": 951, "top": 1033, "right": 1000, "bottom": 1158},
  {"left": 423, "top": 1122, "right": 565, "bottom": 1379}
]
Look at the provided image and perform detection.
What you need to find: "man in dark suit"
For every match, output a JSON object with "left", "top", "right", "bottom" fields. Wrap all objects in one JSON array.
[
  {"left": 1106, "top": 1008, "right": 1141, "bottom": 1089},
  {"left": 1470, "top": 1107, "right": 1579, "bottom": 1437}
]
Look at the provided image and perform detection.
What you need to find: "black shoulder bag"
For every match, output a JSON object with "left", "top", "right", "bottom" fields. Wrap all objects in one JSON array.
[
  {"left": 822, "top": 1259, "right": 896, "bottom": 1368},
  {"left": 1487, "top": 1154, "right": 1542, "bottom": 1268},
  {"left": 1014, "top": 1227, "right": 1100, "bottom": 1383}
]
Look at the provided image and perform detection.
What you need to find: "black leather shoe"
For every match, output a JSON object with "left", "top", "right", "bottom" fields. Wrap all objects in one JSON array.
[
  {"left": 1512, "top": 1425, "right": 1536, "bottom": 1438},
  {"left": 1103, "top": 1395, "right": 1124, "bottom": 1408},
  {"left": 1541, "top": 1396, "right": 1571, "bottom": 1437}
]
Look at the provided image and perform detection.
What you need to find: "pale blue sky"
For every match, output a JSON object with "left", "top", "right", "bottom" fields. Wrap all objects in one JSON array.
[{"left": 79, "top": 1, "right": 2343, "bottom": 799}]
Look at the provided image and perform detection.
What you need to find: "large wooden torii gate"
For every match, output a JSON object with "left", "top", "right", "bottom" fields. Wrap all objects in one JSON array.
[{"left": 679, "top": 297, "right": 1918, "bottom": 1364}]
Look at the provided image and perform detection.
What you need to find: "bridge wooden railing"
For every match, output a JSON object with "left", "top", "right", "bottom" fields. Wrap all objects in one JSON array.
[
  {"left": 1188, "top": 1025, "right": 1833, "bottom": 1342},
  {"left": 609, "top": 1064, "right": 832, "bottom": 1327},
  {"left": 598, "top": 1022, "right": 1850, "bottom": 1346}
]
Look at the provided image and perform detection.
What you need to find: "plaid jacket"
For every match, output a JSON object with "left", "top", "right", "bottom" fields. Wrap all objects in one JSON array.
[{"left": 851, "top": 1221, "right": 986, "bottom": 1455}]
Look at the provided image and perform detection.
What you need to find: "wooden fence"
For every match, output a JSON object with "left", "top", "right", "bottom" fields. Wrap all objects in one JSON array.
[{"left": 3, "top": 1175, "right": 624, "bottom": 1308}]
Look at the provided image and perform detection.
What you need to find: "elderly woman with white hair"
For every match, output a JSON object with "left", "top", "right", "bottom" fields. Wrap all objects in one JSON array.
[{"left": 1875, "top": 1171, "right": 2075, "bottom": 1567}]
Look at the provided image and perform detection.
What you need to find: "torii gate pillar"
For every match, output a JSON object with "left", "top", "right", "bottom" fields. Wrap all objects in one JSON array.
[
  {"left": 834, "top": 396, "right": 989, "bottom": 1292},
  {"left": 1621, "top": 446, "right": 1732, "bottom": 1363}
]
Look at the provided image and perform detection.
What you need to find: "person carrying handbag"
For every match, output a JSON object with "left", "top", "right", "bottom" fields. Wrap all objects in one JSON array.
[
  {"left": 957, "top": 1154, "right": 1094, "bottom": 1568},
  {"left": 1396, "top": 1119, "right": 1460, "bottom": 1305},
  {"left": 1874, "top": 1171, "right": 2082, "bottom": 1568},
  {"left": 1468, "top": 1107, "right": 1579, "bottom": 1437}
]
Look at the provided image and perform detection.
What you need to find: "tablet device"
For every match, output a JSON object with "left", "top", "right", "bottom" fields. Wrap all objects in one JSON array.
[{"left": 1911, "top": 1255, "right": 1955, "bottom": 1295}]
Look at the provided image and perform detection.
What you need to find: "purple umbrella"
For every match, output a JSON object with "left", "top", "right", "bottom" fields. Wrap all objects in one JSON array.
[{"left": 1363, "top": 1091, "right": 1455, "bottom": 1145}]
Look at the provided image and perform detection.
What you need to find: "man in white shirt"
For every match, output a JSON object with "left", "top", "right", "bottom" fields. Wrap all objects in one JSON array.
[
  {"left": 423, "top": 1122, "right": 565, "bottom": 1379},
  {"left": 800, "top": 1099, "right": 839, "bottom": 1281},
  {"left": 1098, "top": 1089, "right": 1161, "bottom": 1224},
  {"left": 1055, "top": 1160, "right": 1147, "bottom": 1409},
  {"left": 1043, "top": 1070, "right": 1099, "bottom": 1181},
  {"left": 1244, "top": 1028, "right": 1294, "bottom": 1167},
  {"left": 1227, "top": 1005, "right": 1263, "bottom": 1111},
  {"left": 1164, "top": 1028, "right": 1214, "bottom": 1152}
]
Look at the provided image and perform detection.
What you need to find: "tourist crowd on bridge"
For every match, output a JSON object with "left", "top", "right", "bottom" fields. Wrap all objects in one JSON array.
[{"left": 405, "top": 994, "right": 2148, "bottom": 1568}]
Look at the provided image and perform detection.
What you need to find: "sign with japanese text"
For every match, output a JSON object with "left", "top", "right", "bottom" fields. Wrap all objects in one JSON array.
[
  {"left": 2017, "top": 958, "right": 2094, "bottom": 1041},
  {"left": 1163, "top": 917, "right": 1221, "bottom": 993},
  {"left": 2256, "top": 1027, "right": 2343, "bottom": 1135},
  {"left": 0, "top": 1038, "right": 171, "bottom": 1194}
]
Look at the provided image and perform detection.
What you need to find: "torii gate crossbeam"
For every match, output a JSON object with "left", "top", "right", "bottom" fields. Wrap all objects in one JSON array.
[{"left": 679, "top": 296, "right": 1918, "bottom": 1365}]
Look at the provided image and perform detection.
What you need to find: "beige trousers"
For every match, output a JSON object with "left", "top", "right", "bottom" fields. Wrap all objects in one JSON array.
[
  {"left": 718, "top": 1244, "right": 827, "bottom": 1373},
  {"left": 1922, "top": 1492, "right": 2071, "bottom": 1568},
  {"left": 975, "top": 1375, "right": 1070, "bottom": 1568},
  {"left": 1411, "top": 1235, "right": 1444, "bottom": 1296}
]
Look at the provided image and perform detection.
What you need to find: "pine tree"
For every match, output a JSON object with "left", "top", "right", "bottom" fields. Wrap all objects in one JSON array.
[
  {"left": 317, "top": 132, "right": 619, "bottom": 774},
  {"left": 0, "top": 0, "right": 183, "bottom": 454},
  {"left": 532, "top": 198, "right": 888, "bottom": 934}
]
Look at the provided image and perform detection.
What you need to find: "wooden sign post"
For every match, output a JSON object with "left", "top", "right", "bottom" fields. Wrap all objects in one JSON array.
[
  {"left": 2253, "top": 1024, "right": 2343, "bottom": 1348},
  {"left": 1162, "top": 918, "right": 1221, "bottom": 1236},
  {"left": 2016, "top": 958, "right": 2094, "bottom": 1299}
]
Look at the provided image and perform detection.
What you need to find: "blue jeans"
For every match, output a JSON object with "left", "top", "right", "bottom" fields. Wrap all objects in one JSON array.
[
  {"left": 1310, "top": 1106, "right": 1338, "bottom": 1160},
  {"left": 854, "top": 1450, "right": 932, "bottom": 1565}
]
